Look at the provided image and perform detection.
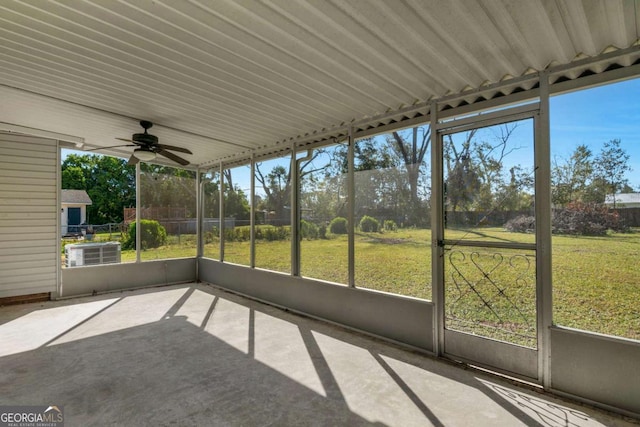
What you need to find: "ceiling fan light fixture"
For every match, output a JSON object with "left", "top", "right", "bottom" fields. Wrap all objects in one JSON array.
[{"left": 134, "top": 147, "right": 156, "bottom": 162}]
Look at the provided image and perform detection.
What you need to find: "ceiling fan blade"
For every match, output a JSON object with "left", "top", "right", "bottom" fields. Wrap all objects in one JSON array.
[
  {"left": 85, "top": 144, "right": 135, "bottom": 152},
  {"left": 127, "top": 154, "right": 139, "bottom": 166},
  {"left": 116, "top": 137, "right": 135, "bottom": 143},
  {"left": 158, "top": 148, "right": 190, "bottom": 166},
  {"left": 157, "top": 143, "right": 192, "bottom": 154}
]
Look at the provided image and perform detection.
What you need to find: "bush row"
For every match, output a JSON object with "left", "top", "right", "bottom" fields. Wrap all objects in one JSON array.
[
  {"left": 201, "top": 216, "right": 400, "bottom": 243},
  {"left": 504, "top": 202, "right": 629, "bottom": 236},
  {"left": 331, "top": 216, "right": 398, "bottom": 234}
]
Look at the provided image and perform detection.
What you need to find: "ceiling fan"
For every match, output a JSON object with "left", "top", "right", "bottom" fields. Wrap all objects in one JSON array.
[{"left": 89, "top": 120, "right": 192, "bottom": 166}]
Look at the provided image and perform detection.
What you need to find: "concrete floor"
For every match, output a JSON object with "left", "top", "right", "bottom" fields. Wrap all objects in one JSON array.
[{"left": 0, "top": 283, "right": 637, "bottom": 427}]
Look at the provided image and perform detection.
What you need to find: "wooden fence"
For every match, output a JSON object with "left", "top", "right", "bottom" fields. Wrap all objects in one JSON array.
[{"left": 614, "top": 207, "right": 640, "bottom": 227}]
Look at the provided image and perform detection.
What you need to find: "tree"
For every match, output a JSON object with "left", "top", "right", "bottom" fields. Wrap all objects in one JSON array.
[
  {"left": 551, "top": 144, "right": 594, "bottom": 206},
  {"left": 202, "top": 171, "right": 221, "bottom": 218},
  {"left": 255, "top": 151, "right": 328, "bottom": 224},
  {"left": 444, "top": 129, "right": 479, "bottom": 212},
  {"left": 445, "top": 150, "right": 481, "bottom": 212},
  {"left": 388, "top": 126, "right": 431, "bottom": 226},
  {"left": 474, "top": 124, "right": 525, "bottom": 209},
  {"left": 255, "top": 164, "right": 290, "bottom": 224},
  {"left": 139, "top": 164, "right": 197, "bottom": 218},
  {"left": 224, "top": 184, "right": 251, "bottom": 222},
  {"left": 61, "top": 165, "right": 86, "bottom": 189},
  {"left": 593, "top": 139, "right": 631, "bottom": 208},
  {"left": 495, "top": 165, "right": 534, "bottom": 211},
  {"left": 200, "top": 168, "right": 252, "bottom": 222},
  {"left": 350, "top": 138, "right": 406, "bottom": 223},
  {"left": 61, "top": 154, "right": 135, "bottom": 224},
  {"left": 299, "top": 146, "right": 349, "bottom": 222},
  {"left": 444, "top": 124, "right": 530, "bottom": 214}
]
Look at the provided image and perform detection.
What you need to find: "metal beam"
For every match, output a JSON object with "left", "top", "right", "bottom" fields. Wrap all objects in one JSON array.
[
  {"left": 348, "top": 126, "right": 355, "bottom": 288},
  {"left": 536, "top": 71, "right": 553, "bottom": 388},
  {"left": 430, "top": 100, "right": 444, "bottom": 356}
]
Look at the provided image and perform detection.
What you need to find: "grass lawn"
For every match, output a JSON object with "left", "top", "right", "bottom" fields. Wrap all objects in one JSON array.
[
  {"left": 552, "top": 231, "right": 640, "bottom": 341},
  {"left": 64, "top": 227, "right": 640, "bottom": 342}
]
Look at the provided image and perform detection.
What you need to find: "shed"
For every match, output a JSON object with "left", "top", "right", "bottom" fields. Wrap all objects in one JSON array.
[
  {"left": 61, "top": 189, "right": 92, "bottom": 236},
  {"left": 604, "top": 193, "right": 640, "bottom": 208}
]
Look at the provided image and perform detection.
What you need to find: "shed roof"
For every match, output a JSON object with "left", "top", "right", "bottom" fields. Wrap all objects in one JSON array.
[
  {"left": 61, "top": 189, "right": 92, "bottom": 205},
  {"left": 0, "top": 1, "right": 639, "bottom": 167},
  {"left": 605, "top": 193, "right": 640, "bottom": 205}
]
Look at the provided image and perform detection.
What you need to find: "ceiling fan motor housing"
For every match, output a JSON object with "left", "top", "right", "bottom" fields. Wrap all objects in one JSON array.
[{"left": 132, "top": 132, "right": 158, "bottom": 145}]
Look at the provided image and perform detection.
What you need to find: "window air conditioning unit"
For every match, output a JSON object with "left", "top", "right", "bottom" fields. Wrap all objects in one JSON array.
[{"left": 65, "top": 242, "right": 121, "bottom": 267}]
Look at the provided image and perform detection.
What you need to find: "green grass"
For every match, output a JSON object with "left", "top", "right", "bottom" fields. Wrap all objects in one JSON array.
[
  {"left": 64, "top": 227, "right": 640, "bottom": 343},
  {"left": 354, "top": 230, "right": 431, "bottom": 299},
  {"left": 552, "top": 231, "right": 640, "bottom": 341}
]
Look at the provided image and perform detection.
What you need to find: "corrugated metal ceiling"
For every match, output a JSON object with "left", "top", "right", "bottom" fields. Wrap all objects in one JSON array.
[{"left": 0, "top": 0, "right": 639, "bottom": 168}]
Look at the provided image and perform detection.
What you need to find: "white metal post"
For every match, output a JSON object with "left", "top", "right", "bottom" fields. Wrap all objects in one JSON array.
[
  {"left": 250, "top": 156, "right": 256, "bottom": 268},
  {"left": 536, "top": 71, "right": 553, "bottom": 388},
  {"left": 196, "top": 168, "right": 203, "bottom": 259},
  {"left": 56, "top": 141, "right": 62, "bottom": 298},
  {"left": 347, "top": 126, "right": 355, "bottom": 287},
  {"left": 219, "top": 162, "right": 224, "bottom": 262},
  {"left": 292, "top": 148, "right": 314, "bottom": 276},
  {"left": 291, "top": 145, "right": 299, "bottom": 276},
  {"left": 430, "top": 101, "right": 444, "bottom": 355},
  {"left": 135, "top": 162, "right": 141, "bottom": 264}
]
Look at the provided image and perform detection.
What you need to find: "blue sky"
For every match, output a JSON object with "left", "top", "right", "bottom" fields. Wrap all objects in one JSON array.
[{"left": 550, "top": 77, "right": 640, "bottom": 189}]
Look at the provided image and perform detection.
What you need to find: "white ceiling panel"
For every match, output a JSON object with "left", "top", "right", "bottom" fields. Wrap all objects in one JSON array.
[{"left": 0, "top": 0, "right": 638, "bottom": 167}]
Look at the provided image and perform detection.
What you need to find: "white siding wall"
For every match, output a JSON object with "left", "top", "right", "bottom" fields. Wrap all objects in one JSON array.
[{"left": 0, "top": 134, "right": 58, "bottom": 298}]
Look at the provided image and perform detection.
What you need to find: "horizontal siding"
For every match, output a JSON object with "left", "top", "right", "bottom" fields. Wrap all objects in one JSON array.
[
  {"left": 0, "top": 212, "right": 56, "bottom": 221},
  {"left": 0, "top": 232, "right": 58, "bottom": 243},
  {"left": 0, "top": 247, "right": 53, "bottom": 258},
  {"left": 0, "top": 226, "right": 58, "bottom": 235},
  {"left": 0, "top": 252, "right": 56, "bottom": 263},
  {"left": 0, "top": 197, "right": 58, "bottom": 207},
  {"left": 1, "top": 154, "right": 59, "bottom": 167},
  {"left": 0, "top": 160, "right": 58, "bottom": 173},
  {"left": 0, "top": 146, "right": 57, "bottom": 159},
  {"left": 0, "top": 191, "right": 57, "bottom": 200},
  {"left": 0, "top": 266, "right": 56, "bottom": 279},
  {"left": 0, "top": 217, "right": 57, "bottom": 226},
  {"left": 0, "top": 175, "right": 57, "bottom": 186},
  {"left": 0, "top": 135, "right": 59, "bottom": 147},
  {"left": 0, "top": 168, "right": 59, "bottom": 180},
  {"left": 0, "top": 239, "right": 58, "bottom": 250},
  {"left": 0, "top": 205, "right": 56, "bottom": 213},
  {"left": 0, "top": 183, "right": 57, "bottom": 193},
  {"left": 0, "top": 134, "right": 58, "bottom": 298}
]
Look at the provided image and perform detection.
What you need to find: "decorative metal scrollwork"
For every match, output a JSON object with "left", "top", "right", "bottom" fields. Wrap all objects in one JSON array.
[{"left": 446, "top": 248, "right": 536, "bottom": 347}]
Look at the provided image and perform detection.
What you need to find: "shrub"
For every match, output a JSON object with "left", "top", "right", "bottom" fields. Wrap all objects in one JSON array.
[
  {"left": 253, "top": 225, "right": 290, "bottom": 241},
  {"left": 225, "top": 226, "right": 251, "bottom": 242},
  {"left": 318, "top": 224, "right": 327, "bottom": 239},
  {"left": 300, "top": 220, "right": 319, "bottom": 240},
  {"left": 359, "top": 215, "right": 380, "bottom": 232},
  {"left": 122, "top": 220, "right": 167, "bottom": 250},
  {"left": 329, "top": 217, "right": 348, "bottom": 234},
  {"left": 264, "top": 225, "right": 289, "bottom": 241},
  {"left": 552, "top": 202, "right": 628, "bottom": 236},
  {"left": 204, "top": 231, "right": 214, "bottom": 244},
  {"left": 383, "top": 219, "right": 398, "bottom": 232},
  {"left": 504, "top": 215, "right": 535, "bottom": 233},
  {"left": 254, "top": 226, "right": 263, "bottom": 241}
]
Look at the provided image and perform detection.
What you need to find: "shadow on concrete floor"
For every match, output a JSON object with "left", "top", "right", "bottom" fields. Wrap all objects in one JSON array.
[{"left": 0, "top": 283, "right": 635, "bottom": 426}]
